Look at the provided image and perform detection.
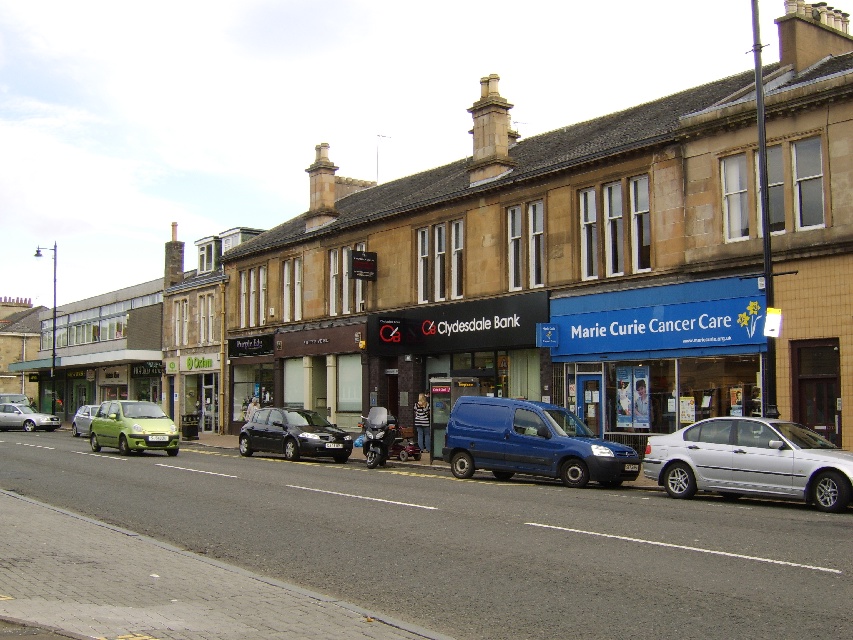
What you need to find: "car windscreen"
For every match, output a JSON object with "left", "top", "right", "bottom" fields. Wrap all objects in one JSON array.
[
  {"left": 122, "top": 402, "right": 168, "bottom": 419},
  {"left": 287, "top": 411, "right": 336, "bottom": 431},
  {"left": 774, "top": 422, "right": 837, "bottom": 449},
  {"left": 543, "top": 408, "right": 594, "bottom": 437},
  {"left": 18, "top": 406, "right": 36, "bottom": 414}
]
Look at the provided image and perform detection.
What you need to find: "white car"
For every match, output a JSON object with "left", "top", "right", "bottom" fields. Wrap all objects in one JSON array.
[
  {"left": 643, "top": 417, "right": 853, "bottom": 513},
  {"left": 71, "top": 404, "right": 100, "bottom": 437}
]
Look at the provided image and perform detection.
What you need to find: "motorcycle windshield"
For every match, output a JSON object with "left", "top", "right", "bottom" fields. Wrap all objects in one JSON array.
[{"left": 367, "top": 406, "right": 388, "bottom": 426}]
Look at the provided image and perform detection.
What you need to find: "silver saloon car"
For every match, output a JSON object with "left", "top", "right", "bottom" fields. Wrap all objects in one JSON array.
[
  {"left": 643, "top": 417, "right": 853, "bottom": 513},
  {"left": 0, "top": 403, "right": 61, "bottom": 432}
]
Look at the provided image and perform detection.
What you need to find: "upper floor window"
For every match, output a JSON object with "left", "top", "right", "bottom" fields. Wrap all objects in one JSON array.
[
  {"left": 580, "top": 188, "right": 598, "bottom": 280},
  {"left": 793, "top": 137, "right": 824, "bottom": 230},
  {"left": 342, "top": 247, "right": 352, "bottom": 315},
  {"left": 198, "top": 293, "right": 215, "bottom": 344},
  {"left": 630, "top": 175, "right": 651, "bottom": 272},
  {"left": 508, "top": 206, "right": 523, "bottom": 291},
  {"left": 529, "top": 201, "right": 545, "bottom": 288},
  {"left": 604, "top": 182, "right": 624, "bottom": 276},
  {"left": 451, "top": 221, "right": 464, "bottom": 299},
  {"left": 417, "top": 222, "right": 462, "bottom": 303},
  {"left": 354, "top": 242, "right": 367, "bottom": 312},
  {"left": 282, "top": 257, "right": 303, "bottom": 322},
  {"left": 722, "top": 154, "right": 749, "bottom": 241},
  {"left": 721, "top": 135, "right": 825, "bottom": 239},
  {"left": 756, "top": 145, "right": 785, "bottom": 235},
  {"left": 240, "top": 266, "right": 266, "bottom": 328},
  {"left": 507, "top": 201, "right": 545, "bottom": 291},
  {"left": 198, "top": 243, "right": 214, "bottom": 274},
  {"left": 239, "top": 271, "right": 247, "bottom": 328},
  {"left": 329, "top": 249, "right": 339, "bottom": 316},
  {"left": 434, "top": 225, "right": 447, "bottom": 301},
  {"left": 417, "top": 227, "right": 430, "bottom": 304},
  {"left": 174, "top": 298, "right": 188, "bottom": 346}
]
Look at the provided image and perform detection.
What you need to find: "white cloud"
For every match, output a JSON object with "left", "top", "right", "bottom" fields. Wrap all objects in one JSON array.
[{"left": 0, "top": 0, "right": 782, "bottom": 307}]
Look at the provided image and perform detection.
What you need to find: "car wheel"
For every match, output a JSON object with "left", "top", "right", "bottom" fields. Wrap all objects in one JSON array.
[
  {"left": 811, "top": 470, "right": 852, "bottom": 513},
  {"left": 560, "top": 459, "right": 590, "bottom": 488},
  {"left": 90, "top": 433, "right": 101, "bottom": 452},
  {"left": 450, "top": 451, "right": 475, "bottom": 479},
  {"left": 333, "top": 454, "right": 349, "bottom": 464},
  {"left": 72, "top": 423, "right": 80, "bottom": 437},
  {"left": 663, "top": 462, "right": 697, "bottom": 499},
  {"left": 365, "top": 449, "right": 380, "bottom": 469},
  {"left": 166, "top": 449, "right": 179, "bottom": 457},
  {"left": 492, "top": 470, "right": 515, "bottom": 481},
  {"left": 23, "top": 420, "right": 36, "bottom": 432},
  {"left": 238, "top": 435, "right": 253, "bottom": 457},
  {"left": 118, "top": 435, "right": 132, "bottom": 456},
  {"left": 399, "top": 450, "right": 409, "bottom": 462},
  {"left": 283, "top": 438, "right": 301, "bottom": 462}
]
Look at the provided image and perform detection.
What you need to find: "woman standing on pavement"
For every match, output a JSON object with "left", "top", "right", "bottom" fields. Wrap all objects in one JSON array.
[{"left": 414, "top": 393, "right": 431, "bottom": 454}]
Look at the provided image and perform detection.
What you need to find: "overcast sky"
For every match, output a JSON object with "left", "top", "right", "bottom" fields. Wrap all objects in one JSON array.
[{"left": 0, "top": 0, "right": 783, "bottom": 308}]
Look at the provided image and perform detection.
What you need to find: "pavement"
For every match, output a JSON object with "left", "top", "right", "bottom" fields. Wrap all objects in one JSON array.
[{"left": 0, "top": 428, "right": 658, "bottom": 639}]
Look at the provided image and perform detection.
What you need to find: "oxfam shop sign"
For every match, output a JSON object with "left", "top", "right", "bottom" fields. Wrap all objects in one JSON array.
[{"left": 549, "top": 293, "right": 767, "bottom": 357}]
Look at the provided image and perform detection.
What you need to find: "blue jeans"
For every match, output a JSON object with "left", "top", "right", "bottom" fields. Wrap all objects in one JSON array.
[{"left": 416, "top": 426, "right": 431, "bottom": 452}]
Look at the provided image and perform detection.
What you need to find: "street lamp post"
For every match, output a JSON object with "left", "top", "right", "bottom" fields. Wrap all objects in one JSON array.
[
  {"left": 751, "top": 0, "right": 780, "bottom": 419},
  {"left": 34, "top": 242, "right": 58, "bottom": 416}
]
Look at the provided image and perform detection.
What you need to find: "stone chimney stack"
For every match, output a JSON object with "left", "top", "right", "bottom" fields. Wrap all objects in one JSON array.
[
  {"left": 164, "top": 222, "right": 185, "bottom": 289},
  {"left": 305, "top": 143, "right": 340, "bottom": 231},
  {"left": 777, "top": 2, "right": 853, "bottom": 71},
  {"left": 467, "top": 74, "right": 517, "bottom": 186}
]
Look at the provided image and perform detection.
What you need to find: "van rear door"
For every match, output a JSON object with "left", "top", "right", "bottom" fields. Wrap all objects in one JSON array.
[{"left": 453, "top": 401, "right": 510, "bottom": 469}]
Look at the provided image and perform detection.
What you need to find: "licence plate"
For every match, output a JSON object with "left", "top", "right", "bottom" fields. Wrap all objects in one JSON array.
[
  {"left": 325, "top": 443, "right": 343, "bottom": 449},
  {"left": 149, "top": 435, "right": 169, "bottom": 442},
  {"left": 624, "top": 464, "right": 639, "bottom": 472}
]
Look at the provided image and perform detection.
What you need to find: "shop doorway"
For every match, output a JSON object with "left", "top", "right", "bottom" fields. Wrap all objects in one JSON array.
[
  {"left": 386, "top": 374, "right": 399, "bottom": 421},
  {"left": 577, "top": 374, "right": 603, "bottom": 436},
  {"left": 792, "top": 340, "right": 840, "bottom": 444},
  {"left": 201, "top": 373, "right": 218, "bottom": 432}
]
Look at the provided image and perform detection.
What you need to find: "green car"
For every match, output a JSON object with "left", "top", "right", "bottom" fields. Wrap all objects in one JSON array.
[{"left": 90, "top": 400, "right": 180, "bottom": 456}]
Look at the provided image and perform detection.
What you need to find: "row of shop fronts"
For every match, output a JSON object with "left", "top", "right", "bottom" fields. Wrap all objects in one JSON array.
[
  {"left": 222, "top": 274, "right": 841, "bottom": 451},
  {"left": 33, "top": 275, "right": 842, "bottom": 452}
]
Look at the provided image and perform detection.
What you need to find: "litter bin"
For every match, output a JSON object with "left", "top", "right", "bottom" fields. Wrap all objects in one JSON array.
[{"left": 182, "top": 414, "right": 199, "bottom": 440}]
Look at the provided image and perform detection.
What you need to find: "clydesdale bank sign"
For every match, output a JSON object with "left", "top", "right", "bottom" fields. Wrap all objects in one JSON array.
[{"left": 367, "top": 292, "right": 548, "bottom": 356}]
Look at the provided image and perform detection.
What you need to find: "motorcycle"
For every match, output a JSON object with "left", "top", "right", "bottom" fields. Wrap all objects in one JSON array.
[{"left": 361, "top": 406, "right": 398, "bottom": 469}]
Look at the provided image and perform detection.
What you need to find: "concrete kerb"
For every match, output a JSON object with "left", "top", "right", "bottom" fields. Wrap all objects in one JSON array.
[{"left": 184, "top": 431, "right": 662, "bottom": 490}]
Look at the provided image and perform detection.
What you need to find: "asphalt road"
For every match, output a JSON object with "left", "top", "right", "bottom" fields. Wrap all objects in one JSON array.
[{"left": 2, "top": 430, "right": 851, "bottom": 640}]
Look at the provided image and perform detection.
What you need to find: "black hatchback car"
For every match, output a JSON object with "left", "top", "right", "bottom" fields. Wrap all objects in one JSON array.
[{"left": 239, "top": 408, "right": 353, "bottom": 463}]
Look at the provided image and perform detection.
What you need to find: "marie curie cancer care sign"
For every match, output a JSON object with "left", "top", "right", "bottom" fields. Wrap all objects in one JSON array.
[{"left": 553, "top": 296, "right": 767, "bottom": 355}]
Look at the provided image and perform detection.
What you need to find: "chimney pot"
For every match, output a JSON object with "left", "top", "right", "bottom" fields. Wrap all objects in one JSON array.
[
  {"left": 479, "top": 77, "right": 490, "bottom": 98},
  {"left": 171, "top": 222, "right": 178, "bottom": 242}
]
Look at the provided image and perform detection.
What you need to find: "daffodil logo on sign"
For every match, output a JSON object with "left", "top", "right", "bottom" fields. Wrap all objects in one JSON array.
[{"left": 738, "top": 301, "right": 762, "bottom": 338}]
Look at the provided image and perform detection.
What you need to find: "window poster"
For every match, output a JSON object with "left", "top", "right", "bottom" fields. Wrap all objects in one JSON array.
[
  {"left": 616, "top": 366, "right": 633, "bottom": 427},
  {"left": 730, "top": 386, "right": 743, "bottom": 417},
  {"left": 680, "top": 396, "right": 696, "bottom": 423},
  {"left": 616, "top": 365, "right": 650, "bottom": 430},
  {"left": 632, "top": 366, "right": 650, "bottom": 429}
]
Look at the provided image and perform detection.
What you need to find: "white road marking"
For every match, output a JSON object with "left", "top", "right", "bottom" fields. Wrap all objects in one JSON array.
[
  {"left": 15, "top": 443, "right": 55, "bottom": 450},
  {"left": 286, "top": 484, "right": 437, "bottom": 510},
  {"left": 526, "top": 522, "right": 841, "bottom": 574},
  {"left": 74, "top": 451, "right": 127, "bottom": 461},
  {"left": 155, "top": 464, "right": 238, "bottom": 478}
]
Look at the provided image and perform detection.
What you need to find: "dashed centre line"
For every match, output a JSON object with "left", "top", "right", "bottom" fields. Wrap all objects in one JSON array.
[
  {"left": 526, "top": 522, "right": 841, "bottom": 574},
  {"left": 286, "top": 484, "right": 437, "bottom": 510},
  {"left": 155, "top": 464, "right": 238, "bottom": 478}
]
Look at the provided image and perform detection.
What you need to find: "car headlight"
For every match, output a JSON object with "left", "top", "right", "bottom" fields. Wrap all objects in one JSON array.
[
  {"left": 299, "top": 432, "right": 320, "bottom": 440},
  {"left": 169, "top": 424, "right": 177, "bottom": 434},
  {"left": 590, "top": 444, "right": 615, "bottom": 457},
  {"left": 131, "top": 423, "right": 144, "bottom": 433},
  {"left": 343, "top": 435, "right": 352, "bottom": 441}
]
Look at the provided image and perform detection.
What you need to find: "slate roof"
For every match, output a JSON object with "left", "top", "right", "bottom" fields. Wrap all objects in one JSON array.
[
  {"left": 225, "top": 55, "right": 853, "bottom": 262},
  {"left": 164, "top": 268, "right": 226, "bottom": 294},
  {"left": 0, "top": 306, "right": 46, "bottom": 334}
]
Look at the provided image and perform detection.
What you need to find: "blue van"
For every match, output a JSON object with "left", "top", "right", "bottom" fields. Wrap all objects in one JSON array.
[{"left": 442, "top": 396, "right": 640, "bottom": 487}]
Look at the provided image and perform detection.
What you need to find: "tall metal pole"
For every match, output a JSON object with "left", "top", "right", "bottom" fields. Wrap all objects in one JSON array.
[
  {"left": 752, "top": 0, "right": 779, "bottom": 418},
  {"left": 35, "top": 242, "right": 58, "bottom": 416},
  {"left": 51, "top": 241, "right": 57, "bottom": 416}
]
